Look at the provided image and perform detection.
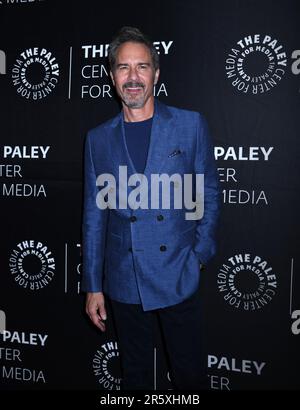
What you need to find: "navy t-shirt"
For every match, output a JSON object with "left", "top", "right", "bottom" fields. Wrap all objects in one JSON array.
[{"left": 124, "top": 117, "right": 153, "bottom": 174}]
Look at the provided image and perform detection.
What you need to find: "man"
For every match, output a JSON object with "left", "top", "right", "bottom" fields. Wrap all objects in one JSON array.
[{"left": 82, "top": 26, "right": 220, "bottom": 390}]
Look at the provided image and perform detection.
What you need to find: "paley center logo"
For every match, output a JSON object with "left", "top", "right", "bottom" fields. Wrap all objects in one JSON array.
[
  {"left": 95, "top": 166, "right": 204, "bottom": 220},
  {"left": 0, "top": 326, "right": 48, "bottom": 384},
  {"left": 207, "top": 354, "right": 266, "bottom": 390},
  {"left": 217, "top": 253, "right": 278, "bottom": 311},
  {"left": 9, "top": 240, "right": 56, "bottom": 290},
  {"left": 225, "top": 34, "right": 287, "bottom": 94},
  {"left": 92, "top": 341, "right": 121, "bottom": 390},
  {"left": 12, "top": 47, "right": 59, "bottom": 100}
]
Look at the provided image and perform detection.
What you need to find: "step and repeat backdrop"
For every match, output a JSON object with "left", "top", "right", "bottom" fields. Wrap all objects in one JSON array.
[{"left": 0, "top": 0, "right": 299, "bottom": 391}]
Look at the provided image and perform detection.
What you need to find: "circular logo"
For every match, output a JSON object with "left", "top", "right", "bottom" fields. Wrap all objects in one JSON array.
[
  {"left": 11, "top": 47, "right": 59, "bottom": 100},
  {"left": 9, "top": 240, "right": 55, "bottom": 290},
  {"left": 92, "top": 341, "right": 121, "bottom": 390},
  {"left": 225, "top": 34, "right": 287, "bottom": 94},
  {"left": 217, "top": 253, "right": 277, "bottom": 311}
]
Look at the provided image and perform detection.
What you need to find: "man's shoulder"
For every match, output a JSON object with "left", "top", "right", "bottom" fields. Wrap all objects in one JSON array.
[
  {"left": 158, "top": 100, "right": 203, "bottom": 123},
  {"left": 87, "top": 112, "right": 121, "bottom": 139}
]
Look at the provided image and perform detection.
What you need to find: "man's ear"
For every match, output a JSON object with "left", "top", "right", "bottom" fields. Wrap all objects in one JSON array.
[
  {"left": 154, "top": 68, "right": 160, "bottom": 85},
  {"left": 110, "top": 71, "right": 115, "bottom": 86}
]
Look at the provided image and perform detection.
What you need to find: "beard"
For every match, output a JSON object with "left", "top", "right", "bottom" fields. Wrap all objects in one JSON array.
[
  {"left": 121, "top": 81, "right": 147, "bottom": 108},
  {"left": 122, "top": 94, "right": 146, "bottom": 108}
]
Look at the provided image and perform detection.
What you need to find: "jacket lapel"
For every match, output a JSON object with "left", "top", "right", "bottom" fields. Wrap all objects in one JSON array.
[
  {"left": 106, "top": 100, "right": 175, "bottom": 207},
  {"left": 107, "top": 112, "right": 136, "bottom": 178},
  {"left": 143, "top": 99, "right": 174, "bottom": 182}
]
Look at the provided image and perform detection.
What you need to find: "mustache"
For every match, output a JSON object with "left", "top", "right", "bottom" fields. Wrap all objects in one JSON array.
[{"left": 123, "top": 82, "right": 145, "bottom": 89}]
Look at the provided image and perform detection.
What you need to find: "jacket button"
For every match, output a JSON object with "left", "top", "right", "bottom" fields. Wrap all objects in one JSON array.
[
  {"left": 130, "top": 216, "right": 137, "bottom": 222},
  {"left": 160, "top": 245, "right": 167, "bottom": 252},
  {"left": 157, "top": 215, "right": 164, "bottom": 221},
  {"left": 128, "top": 247, "right": 132, "bottom": 252}
]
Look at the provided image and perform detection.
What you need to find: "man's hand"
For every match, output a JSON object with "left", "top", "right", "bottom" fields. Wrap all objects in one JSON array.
[{"left": 86, "top": 292, "right": 107, "bottom": 332}]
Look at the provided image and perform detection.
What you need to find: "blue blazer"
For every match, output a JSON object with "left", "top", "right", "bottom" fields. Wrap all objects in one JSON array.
[{"left": 82, "top": 99, "right": 220, "bottom": 311}]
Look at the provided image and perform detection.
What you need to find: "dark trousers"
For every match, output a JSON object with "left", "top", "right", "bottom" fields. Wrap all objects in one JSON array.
[{"left": 110, "top": 286, "right": 208, "bottom": 390}]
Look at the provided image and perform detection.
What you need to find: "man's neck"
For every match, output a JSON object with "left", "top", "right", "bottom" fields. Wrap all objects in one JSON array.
[{"left": 123, "top": 97, "right": 155, "bottom": 123}]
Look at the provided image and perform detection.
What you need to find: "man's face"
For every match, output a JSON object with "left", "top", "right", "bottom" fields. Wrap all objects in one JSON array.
[{"left": 110, "top": 41, "right": 159, "bottom": 109}]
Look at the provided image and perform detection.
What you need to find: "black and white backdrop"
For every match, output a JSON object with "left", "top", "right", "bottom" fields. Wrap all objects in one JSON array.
[{"left": 0, "top": 0, "right": 299, "bottom": 391}]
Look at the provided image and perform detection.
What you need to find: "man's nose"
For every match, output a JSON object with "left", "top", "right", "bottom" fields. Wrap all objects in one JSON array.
[{"left": 128, "top": 67, "right": 139, "bottom": 81}]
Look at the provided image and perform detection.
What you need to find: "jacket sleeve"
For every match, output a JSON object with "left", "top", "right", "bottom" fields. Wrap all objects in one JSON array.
[
  {"left": 193, "top": 113, "right": 220, "bottom": 265},
  {"left": 81, "top": 131, "right": 109, "bottom": 292}
]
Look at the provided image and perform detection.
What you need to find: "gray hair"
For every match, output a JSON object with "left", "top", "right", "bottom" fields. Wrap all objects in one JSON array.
[{"left": 108, "top": 26, "right": 159, "bottom": 71}]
